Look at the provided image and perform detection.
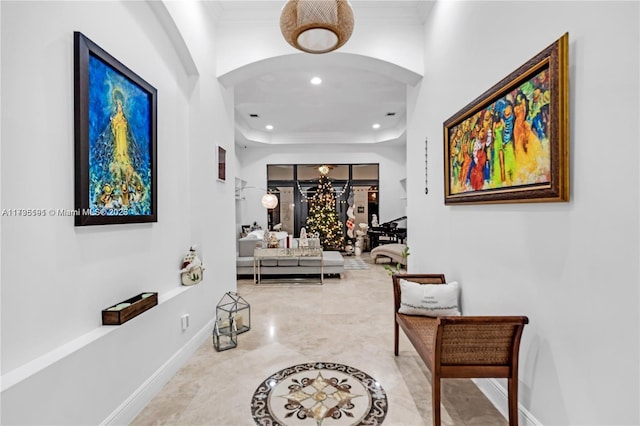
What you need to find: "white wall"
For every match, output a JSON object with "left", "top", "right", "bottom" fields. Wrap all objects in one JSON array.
[
  {"left": 407, "top": 1, "right": 639, "bottom": 425},
  {"left": 0, "top": 1, "right": 236, "bottom": 424},
  {"left": 236, "top": 144, "right": 407, "bottom": 232}
]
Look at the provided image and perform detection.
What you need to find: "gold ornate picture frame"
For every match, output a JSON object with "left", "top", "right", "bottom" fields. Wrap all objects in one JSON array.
[{"left": 444, "top": 33, "right": 569, "bottom": 205}]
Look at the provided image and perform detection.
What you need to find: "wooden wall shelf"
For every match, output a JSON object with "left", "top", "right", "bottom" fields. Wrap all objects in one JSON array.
[{"left": 102, "top": 292, "right": 158, "bottom": 325}]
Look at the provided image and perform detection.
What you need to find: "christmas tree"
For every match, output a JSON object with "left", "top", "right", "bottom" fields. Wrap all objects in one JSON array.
[{"left": 305, "top": 172, "right": 345, "bottom": 250}]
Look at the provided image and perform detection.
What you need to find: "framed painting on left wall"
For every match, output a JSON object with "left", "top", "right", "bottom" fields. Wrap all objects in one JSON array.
[
  {"left": 217, "top": 145, "right": 226, "bottom": 182},
  {"left": 74, "top": 32, "right": 157, "bottom": 226}
]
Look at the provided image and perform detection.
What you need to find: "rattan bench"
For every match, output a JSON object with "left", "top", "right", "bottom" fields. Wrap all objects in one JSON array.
[{"left": 392, "top": 274, "right": 529, "bottom": 426}]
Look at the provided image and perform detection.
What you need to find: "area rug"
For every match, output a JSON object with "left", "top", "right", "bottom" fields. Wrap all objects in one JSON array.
[
  {"left": 343, "top": 258, "right": 370, "bottom": 270},
  {"left": 251, "top": 362, "right": 388, "bottom": 426}
]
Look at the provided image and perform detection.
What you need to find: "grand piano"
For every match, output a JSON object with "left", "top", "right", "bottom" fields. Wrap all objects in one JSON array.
[{"left": 367, "top": 216, "right": 407, "bottom": 248}]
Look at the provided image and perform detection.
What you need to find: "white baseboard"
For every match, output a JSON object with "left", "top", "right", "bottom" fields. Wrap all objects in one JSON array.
[
  {"left": 101, "top": 319, "right": 214, "bottom": 425},
  {"left": 473, "top": 378, "right": 542, "bottom": 426}
]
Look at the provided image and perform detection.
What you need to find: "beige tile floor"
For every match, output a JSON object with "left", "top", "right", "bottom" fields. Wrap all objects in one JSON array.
[{"left": 132, "top": 254, "right": 507, "bottom": 426}]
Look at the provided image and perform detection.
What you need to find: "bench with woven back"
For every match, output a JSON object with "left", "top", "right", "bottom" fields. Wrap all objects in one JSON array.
[{"left": 392, "top": 273, "right": 529, "bottom": 426}]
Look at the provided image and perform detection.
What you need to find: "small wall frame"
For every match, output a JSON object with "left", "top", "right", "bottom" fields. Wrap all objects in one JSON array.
[{"left": 217, "top": 145, "right": 226, "bottom": 182}]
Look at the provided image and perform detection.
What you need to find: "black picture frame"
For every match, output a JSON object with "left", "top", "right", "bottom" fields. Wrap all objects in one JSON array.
[
  {"left": 217, "top": 145, "right": 226, "bottom": 182},
  {"left": 74, "top": 32, "right": 157, "bottom": 226}
]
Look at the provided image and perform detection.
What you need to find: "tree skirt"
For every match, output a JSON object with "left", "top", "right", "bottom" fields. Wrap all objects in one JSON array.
[{"left": 251, "top": 362, "right": 387, "bottom": 426}]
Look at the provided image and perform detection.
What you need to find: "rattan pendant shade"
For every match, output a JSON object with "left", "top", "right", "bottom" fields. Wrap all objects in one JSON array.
[{"left": 280, "top": 0, "right": 354, "bottom": 54}]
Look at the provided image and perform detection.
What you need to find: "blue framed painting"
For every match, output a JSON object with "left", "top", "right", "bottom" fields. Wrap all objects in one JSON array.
[{"left": 74, "top": 32, "right": 157, "bottom": 226}]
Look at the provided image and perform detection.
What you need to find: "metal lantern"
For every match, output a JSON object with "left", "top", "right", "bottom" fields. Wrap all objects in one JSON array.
[
  {"left": 216, "top": 291, "right": 251, "bottom": 334},
  {"left": 213, "top": 316, "right": 237, "bottom": 351},
  {"left": 213, "top": 291, "right": 250, "bottom": 351}
]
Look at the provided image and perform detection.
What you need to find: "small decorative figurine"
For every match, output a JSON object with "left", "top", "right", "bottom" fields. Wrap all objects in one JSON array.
[
  {"left": 355, "top": 238, "right": 363, "bottom": 256},
  {"left": 356, "top": 223, "right": 367, "bottom": 256},
  {"left": 180, "top": 245, "right": 205, "bottom": 286},
  {"left": 371, "top": 214, "right": 379, "bottom": 228},
  {"left": 344, "top": 240, "right": 354, "bottom": 256},
  {"left": 268, "top": 232, "right": 279, "bottom": 248},
  {"left": 299, "top": 227, "right": 309, "bottom": 248}
]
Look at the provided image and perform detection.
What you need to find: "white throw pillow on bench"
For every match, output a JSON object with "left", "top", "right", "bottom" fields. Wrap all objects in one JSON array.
[{"left": 398, "top": 279, "right": 461, "bottom": 317}]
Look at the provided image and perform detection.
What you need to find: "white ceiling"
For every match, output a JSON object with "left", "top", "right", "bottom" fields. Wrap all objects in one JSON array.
[{"left": 212, "top": 1, "right": 432, "bottom": 148}]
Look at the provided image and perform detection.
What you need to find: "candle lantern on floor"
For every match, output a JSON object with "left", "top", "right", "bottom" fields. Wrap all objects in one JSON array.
[
  {"left": 213, "top": 291, "right": 250, "bottom": 351},
  {"left": 216, "top": 291, "right": 250, "bottom": 334},
  {"left": 213, "top": 317, "right": 237, "bottom": 351}
]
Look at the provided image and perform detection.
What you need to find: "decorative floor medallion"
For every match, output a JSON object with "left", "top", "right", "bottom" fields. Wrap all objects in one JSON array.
[{"left": 251, "top": 362, "right": 388, "bottom": 426}]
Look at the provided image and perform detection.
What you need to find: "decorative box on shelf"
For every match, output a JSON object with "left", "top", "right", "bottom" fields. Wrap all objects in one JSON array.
[{"left": 102, "top": 292, "right": 158, "bottom": 325}]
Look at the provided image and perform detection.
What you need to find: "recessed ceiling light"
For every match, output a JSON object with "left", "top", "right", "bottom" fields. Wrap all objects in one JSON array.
[
  {"left": 310, "top": 77, "right": 322, "bottom": 85},
  {"left": 372, "top": 123, "right": 381, "bottom": 129},
  {"left": 266, "top": 124, "right": 274, "bottom": 130}
]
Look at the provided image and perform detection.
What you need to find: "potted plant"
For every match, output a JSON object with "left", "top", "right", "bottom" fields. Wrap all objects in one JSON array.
[{"left": 383, "top": 245, "right": 410, "bottom": 275}]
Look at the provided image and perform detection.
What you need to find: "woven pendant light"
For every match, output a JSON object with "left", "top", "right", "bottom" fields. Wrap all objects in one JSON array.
[{"left": 280, "top": 0, "right": 354, "bottom": 54}]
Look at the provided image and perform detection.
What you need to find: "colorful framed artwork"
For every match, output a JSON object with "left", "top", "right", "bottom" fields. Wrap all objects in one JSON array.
[
  {"left": 74, "top": 32, "right": 157, "bottom": 226},
  {"left": 443, "top": 33, "right": 569, "bottom": 205},
  {"left": 217, "top": 145, "right": 226, "bottom": 182}
]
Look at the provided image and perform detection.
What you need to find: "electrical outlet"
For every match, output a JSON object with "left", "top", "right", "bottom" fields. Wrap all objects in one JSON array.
[{"left": 181, "top": 314, "right": 190, "bottom": 331}]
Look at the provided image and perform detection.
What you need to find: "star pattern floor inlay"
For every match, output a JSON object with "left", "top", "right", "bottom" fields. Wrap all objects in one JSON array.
[{"left": 251, "top": 362, "right": 387, "bottom": 426}]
